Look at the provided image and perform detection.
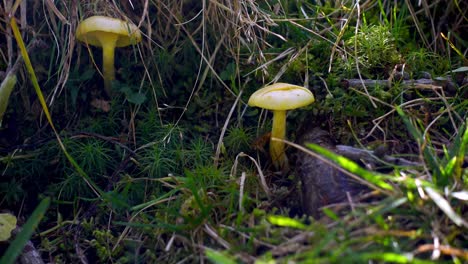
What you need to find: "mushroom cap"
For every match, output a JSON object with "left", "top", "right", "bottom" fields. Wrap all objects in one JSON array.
[
  {"left": 76, "top": 16, "right": 142, "bottom": 47},
  {"left": 248, "top": 83, "right": 315, "bottom": 110}
]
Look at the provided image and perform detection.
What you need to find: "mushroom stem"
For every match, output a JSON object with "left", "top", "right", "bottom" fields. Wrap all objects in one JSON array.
[
  {"left": 248, "top": 83, "right": 314, "bottom": 171},
  {"left": 100, "top": 33, "right": 118, "bottom": 95},
  {"left": 270, "top": 110, "right": 288, "bottom": 170}
]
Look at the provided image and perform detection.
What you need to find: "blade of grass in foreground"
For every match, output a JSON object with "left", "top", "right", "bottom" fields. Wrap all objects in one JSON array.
[
  {"left": 205, "top": 248, "right": 237, "bottom": 264},
  {"left": 357, "top": 252, "right": 432, "bottom": 264},
  {"left": 305, "top": 143, "right": 394, "bottom": 191},
  {"left": 267, "top": 215, "right": 307, "bottom": 229},
  {"left": 9, "top": 16, "right": 103, "bottom": 198},
  {"left": 0, "top": 197, "right": 50, "bottom": 264}
]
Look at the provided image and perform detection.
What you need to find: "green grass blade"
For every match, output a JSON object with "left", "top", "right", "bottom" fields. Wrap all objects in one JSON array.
[
  {"left": 454, "top": 119, "right": 468, "bottom": 182},
  {"left": 0, "top": 73, "right": 17, "bottom": 125},
  {"left": 0, "top": 197, "right": 50, "bottom": 264},
  {"left": 358, "top": 252, "right": 433, "bottom": 263},
  {"left": 205, "top": 248, "right": 237, "bottom": 264},
  {"left": 130, "top": 188, "right": 179, "bottom": 211},
  {"left": 442, "top": 156, "right": 457, "bottom": 179},
  {"left": 267, "top": 215, "right": 307, "bottom": 229},
  {"left": 9, "top": 17, "right": 103, "bottom": 197},
  {"left": 305, "top": 143, "right": 394, "bottom": 191}
]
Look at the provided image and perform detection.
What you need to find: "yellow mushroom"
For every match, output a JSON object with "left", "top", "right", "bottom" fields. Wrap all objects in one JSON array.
[
  {"left": 248, "top": 83, "right": 315, "bottom": 170},
  {"left": 76, "top": 16, "right": 142, "bottom": 95}
]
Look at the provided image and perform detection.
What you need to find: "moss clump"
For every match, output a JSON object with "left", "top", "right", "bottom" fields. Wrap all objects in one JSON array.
[{"left": 337, "top": 25, "right": 402, "bottom": 78}]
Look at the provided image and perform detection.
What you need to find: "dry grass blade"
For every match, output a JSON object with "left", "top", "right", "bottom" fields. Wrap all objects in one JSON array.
[
  {"left": 424, "top": 186, "right": 468, "bottom": 228},
  {"left": 231, "top": 152, "right": 271, "bottom": 199},
  {"left": 44, "top": 0, "right": 69, "bottom": 25},
  {"left": 204, "top": 223, "right": 231, "bottom": 249},
  {"left": 414, "top": 244, "right": 468, "bottom": 260},
  {"left": 44, "top": 0, "right": 78, "bottom": 106},
  {"left": 214, "top": 90, "right": 243, "bottom": 167}
]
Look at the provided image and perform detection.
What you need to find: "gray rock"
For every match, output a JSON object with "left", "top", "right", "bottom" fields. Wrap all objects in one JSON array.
[{"left": 296, "top": 128, "right": 365, "bottom": 218}]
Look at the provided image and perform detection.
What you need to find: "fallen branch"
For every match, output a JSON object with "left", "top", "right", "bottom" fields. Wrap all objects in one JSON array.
[
  {"left": 341, "top": 77, "right": 466, "bottom": 90},
  {"left": 335, "top": 144, "right": 422, "bottom": 167}
]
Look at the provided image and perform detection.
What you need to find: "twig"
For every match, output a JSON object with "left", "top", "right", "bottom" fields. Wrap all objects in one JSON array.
[
  {"left": 270, "top": 231, "right": 315, "bottom": 257},
  {"left": 342, "top": 78, "right": 464, "bottom": 90},
  {"left": 335, "top": 145, "right": 422, "bottom": 167},
  {"left": 414, "top": 244, "right": 468, "bottom": 260},
  {"left": 203, "top": 223, "right": 231, "bottom": 250}
]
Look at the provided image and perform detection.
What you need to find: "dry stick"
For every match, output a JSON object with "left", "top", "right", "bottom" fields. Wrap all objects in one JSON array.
[
  {"left": 341, "top": 78, "right": 462, "bottom": 89},
  {"left": 219, "top": 224, "right": 275, "bottom": 248},
  {"left": 414, "top": 244, "right": 468, "bottom": 260},
  {"left": 204, "top": 223, "right": 231, "bottom": 250},
  {"left": 271, "top": 240, "right": 311, "bottom": 257},
  {"left": 334, "top": 145, "right": 422, "bottom": 167}
]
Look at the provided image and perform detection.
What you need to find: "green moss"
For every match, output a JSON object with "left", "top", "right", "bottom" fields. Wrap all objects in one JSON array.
[{"left": 337, "top": 24, "right": 402, "bottom": 78}]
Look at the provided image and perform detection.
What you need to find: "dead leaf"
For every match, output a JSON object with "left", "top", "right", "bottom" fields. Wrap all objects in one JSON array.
[{"left": 90, "top": 98, "right": 111, "bottom": 112}]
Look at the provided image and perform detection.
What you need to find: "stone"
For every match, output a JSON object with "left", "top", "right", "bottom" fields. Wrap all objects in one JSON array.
[{"left": 295, "top": 128, "right": 365, "bottom": 218}]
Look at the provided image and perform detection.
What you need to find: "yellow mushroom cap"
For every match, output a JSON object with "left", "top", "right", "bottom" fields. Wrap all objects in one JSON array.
[
  {"left": 76, "top": 16, "right": 142, "bottom": 47},
  {"left": 248, "top": 83, "right": 315, "bottom": 110}
]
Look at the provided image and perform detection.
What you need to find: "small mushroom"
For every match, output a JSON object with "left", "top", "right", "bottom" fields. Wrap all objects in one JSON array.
[
  {"left": 76, "top": 16, "right": 142, "bottom": 95},
  {"left": 248, "top": 83, "right": 315, "bottom": 170}
]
